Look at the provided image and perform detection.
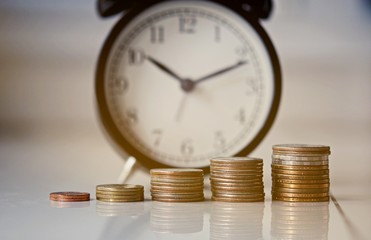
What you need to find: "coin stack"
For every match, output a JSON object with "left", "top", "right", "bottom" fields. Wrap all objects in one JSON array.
[
  {"left": 271, "top": 144, "right": 331, "bottom": 202},
  {"left": 210, "top": 157, "right": 265, "bottom": 202},
  {"left": 96, "top": 184, "right": 144, "bottom": 202},
  {"left": 150, "top": 168, "right": 204, "bottom": 202}
]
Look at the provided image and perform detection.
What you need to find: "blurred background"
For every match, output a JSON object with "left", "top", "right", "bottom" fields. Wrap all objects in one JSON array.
[{"left": 0, "top": 0, "right": 370, "bottom": 193}]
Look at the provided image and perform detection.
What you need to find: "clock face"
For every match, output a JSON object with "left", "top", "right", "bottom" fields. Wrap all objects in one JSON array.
[{"left": 96, "top": 0, "right": 280, "bottom": 168}]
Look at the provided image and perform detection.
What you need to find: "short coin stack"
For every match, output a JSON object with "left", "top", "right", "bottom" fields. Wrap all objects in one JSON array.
[
  {"left": 271, "top": 144, "right": 331, "bottom": 202},
  {"left": 96, "top": 184, "right": 144, "bottom": 202},
  {"left": 150, "top": 168, "right": 204, "bottom": 202},
  {"left": 210, "top": 157, "right": 265, "bottom": 202},
  {"left": 49, "top": 191, "right": 90, "bottom": 202}
]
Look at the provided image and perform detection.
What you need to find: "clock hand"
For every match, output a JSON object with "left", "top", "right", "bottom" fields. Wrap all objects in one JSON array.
[
  {"left": 194, "top": 60, "right": 247, "bottom": 84},
  {"left": 146, "top": 55, "right": 184, "bottom": 83}
]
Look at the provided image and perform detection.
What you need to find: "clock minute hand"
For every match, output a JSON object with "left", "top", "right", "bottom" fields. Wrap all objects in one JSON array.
[
  {"left": 194, "top": 60, "right": 247, "bottom": 84},
  {"left": 146, "top": 55, "right": 184, "bottom": 83}
]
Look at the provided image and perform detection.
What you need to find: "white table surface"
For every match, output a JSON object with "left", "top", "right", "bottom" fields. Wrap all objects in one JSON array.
[{"left": 0, "top": 0, "right": 370, "bottom": 239}]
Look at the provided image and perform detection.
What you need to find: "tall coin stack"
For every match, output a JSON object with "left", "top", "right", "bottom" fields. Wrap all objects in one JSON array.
[
  {"left": 96, "top": 184, "right": 144, "bottom": 202},
  {"left": 150, "top": 169, "right": 204, "bottom": 202},
  {"left": 210, "top": 157, "right": 265, "bottom": 202},
  {"left": 271, "top": 144, "right": 331, "bottom": 202}
]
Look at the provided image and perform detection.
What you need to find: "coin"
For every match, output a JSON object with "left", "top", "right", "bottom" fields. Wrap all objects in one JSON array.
[
  {"left": 211, "top": 157, "right": 263, "bottom": 164},
  {"left": 272, "top": 187, "right": 329, "bottom": 194},
  {"left": 272, "top": 178, "right": 330, "bottom": 184},
  {"left": 272, "top": 144, "right": 331, "bottom": 154},
  {"left": 96, "top": 196, "right": 144, "bottom": 202},
  {"left": 272, "top": 159, "right": 329, "bottom": 166},
  {"left": 49, "top": 192, "right": 90, "bottom": 202},
  {"left": 272, "top": 169, "right": 329, "bottom": 175},
  {"left": 272, "top": 154, "right": 329, "bottom": 161},
  {"left": 150, "top": 168, "right": 203, "bottom": 177},
  {"left": 272, "top": 183, "right": 330, "bottom": 189},
  {"left": 150, "top": 181, "right": 204, "bottom": 187},
  {"left": 212, "top": 196, "right": 264, "bottom": 202},
  {"left": 96, "top": 184, "right": 144, "bottom": 192},
  {"left": 272, "top": 192, "right": 329, "bottom": 198},
  {"left": 152, "top": 196, "right": 205, "bottom": 202},
  {"left": 272, "top": 173, "right": 329, "bottom": 180},
  {"left": 272, "top": 196, "right": 329, "bottom": 202},
  {"left": 271, "top": 164, "right": 328, "bottom": 170}
]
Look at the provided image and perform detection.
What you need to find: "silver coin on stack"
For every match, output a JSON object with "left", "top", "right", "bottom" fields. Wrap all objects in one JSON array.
[
  {"left": 96, "top": 184, "right": 144, "bottom": 202},
  {"left": 210, "top": 157, "right": 265, "bottom": 202},
  {"left": 150, "top": 168, "right": 204, "bottom": 202},
  {"left": 271, "top": 144, "right": 331, "bottom": 202}
]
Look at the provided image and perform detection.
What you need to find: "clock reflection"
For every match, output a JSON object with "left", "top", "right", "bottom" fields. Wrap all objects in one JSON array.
[
  {"left": 271, "top": 201, "right": 329, "bottom": 240},
  {"left": 210, "top": 201, "right": 264, "bottom": 240}
]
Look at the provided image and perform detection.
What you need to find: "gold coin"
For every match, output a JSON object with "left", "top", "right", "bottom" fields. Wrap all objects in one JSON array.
[
  {"left": 272, "top": 144, "right": 330, "bottom": 154},
  {"left": 96, "top": 193, "right": 144, "bottom": 199},
  {"left": 96, "top": 196, "right": 144, "bottom": 202},
  {"left": 212, "top": 196, "right": 264, "bottom": 202},
  {"left": 150, "top": 168, "right": 203, "bottom": 177},
  {"left": 152, "top": 196, "right": 205, "bottom": 202},
  {"left": 96, "top": 190, "right": 143, "bottom": 196},
  {"left": 272, "top": 196, "right": 329, "bottom": 202},
  {"left": 96, "top": 184, "right": 144, "bottom": 192},
  {"left": 210, "top": 181, "right": 264, "bottom": 187},
  {"left": 272, "top": 159, "right": 329, "bottom": 166},
  {"left": 272, "top": 187, "right": 329, "bottom": 194},
  {"left": 210, "top": 173, "right": 263, "bottom": 180},
  {"left": 272, "top": 173, "right": 329, "bottom": 180},
  {"left": 209, "top": 177, "right": 262, "bottom": 183},
  {"left": 211, "top": 157, "right": 263, "bottom": 164},
  {"left": 150, "top": 181, "right": 204, "bottom": 187},
  {"left": 272, "top": 164, "right": 328, "bottom": 170},
  {"left": 150, "top": 186, "right": 204, "bottom": 193},
  {"left": 151, "top": 192, "right": 204, "bottom": 198},
  {"left": 272, "top": 169, "right": 329, "bottom": 175},
  {"left": 272, "top": 183, "right": 330, "bottom": 189},
  {"left": 212, "top": 185, "right": 264, "bottom": 191},
  {"left": 272, "top": 192, "right": 329, "bottom": 198},
  {"left": 272, "top": 178, "right": 329, "bottom": 184},
  {"left": 272, "top": 154, "right": 329, "bottom": 161}
]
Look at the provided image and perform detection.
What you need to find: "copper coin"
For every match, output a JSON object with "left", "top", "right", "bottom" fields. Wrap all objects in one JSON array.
[
  {"left": 210, "top": 173, "right": 263, "bottom": 180},
  {"left": 49, "top": 192, "right": 90, "bottom": 202},
  {"left": 272, "top": 173, "right": 329, "bottom": 180},
  {"left": 209, "top": 176, "right": 262, "bottom": 183}
]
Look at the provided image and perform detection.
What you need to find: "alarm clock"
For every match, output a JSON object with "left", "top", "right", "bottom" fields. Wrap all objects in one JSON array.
[{"left": 95, "top": 0, "right": 281, "bottom": 171}]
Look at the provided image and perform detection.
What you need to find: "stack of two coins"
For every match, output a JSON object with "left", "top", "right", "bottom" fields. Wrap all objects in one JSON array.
[
  {"left": 96, "top": 184, "right": 144, "bottom": 202},
  {"left": 271, "top": 144, "right": 331, "bottom": 202},
  {"left": 150, "top": 169, "right": 204, "bottom": 202},
  {"left": 210, "top": 157, "right": 265, "bottom": 202}
]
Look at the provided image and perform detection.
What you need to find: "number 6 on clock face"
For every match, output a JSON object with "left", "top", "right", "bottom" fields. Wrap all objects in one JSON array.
[{"left": 96, "top": 0, "right": 281, "bottom": 170}]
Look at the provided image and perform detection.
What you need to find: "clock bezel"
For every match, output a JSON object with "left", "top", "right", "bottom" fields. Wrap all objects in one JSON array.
[{"left": 95, "top": 0, "right": 281, "bottom": 173}]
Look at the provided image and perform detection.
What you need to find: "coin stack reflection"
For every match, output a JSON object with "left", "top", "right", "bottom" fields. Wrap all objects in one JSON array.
[
  {"left": 210, "top": 202, "right": 264, "bottom": 240},
  {"left": 271, "top": 202, "right": 329, "bottom": 240},
  {"left": 96, "top": 184, "right": 144, "bottom": 202},
  {"left": 210, "top": 157, "right": 265, "bottom": 202},
  {"left": 150, "top": 169, "right": 204, "bottom": 202},
  {"left": 271, "top": 144, "right": 331, "bottom": 202},
  {"left": 151, "top": 202, "right": 204, "bottom": 234}
]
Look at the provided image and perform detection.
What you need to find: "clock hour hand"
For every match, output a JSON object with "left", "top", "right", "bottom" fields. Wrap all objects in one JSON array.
[
  {"left": 146, "top": 55, "right": 184, "bottom": 83},
  {"left": 194, "top": 60, "right": 247, "bottom": 84}
]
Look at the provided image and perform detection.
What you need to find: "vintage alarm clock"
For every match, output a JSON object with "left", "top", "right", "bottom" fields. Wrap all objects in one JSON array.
[{"left": 95, "top": 0, "right": 281, "bottom": 171}]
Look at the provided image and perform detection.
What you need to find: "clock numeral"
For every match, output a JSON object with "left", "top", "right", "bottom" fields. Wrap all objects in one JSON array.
[
  {"left": 128, "top": 48, "right": 145, "bottom": 65},
  {"left": 179, "top": 17, "right": 197, "bottom": 34},
  {"left": 181, "top": 139, "right": 194, "bottom": 156},
  {"left": 246, "top": 77, "right": 259, "bottom": 95},
  {"left": 115, "top": 76, "right": 129, "bottom": 94},
  {"left": 236, "top": 108, "right": 246, "bottom": 125},
  {"left": 150, "top": 26, "right": 164, "bottom": 43},
  {"left": 126, "top": 108, "right": 138, "bottom": 124},
  {"left": 152, "top": 129, "right": 163, "bottom": 147},
  {"left": 215, "top": 26, "right": 221, "bottom": 42},
  {"left": 214, "top": 131, "right": 226, "bottom": 149}
]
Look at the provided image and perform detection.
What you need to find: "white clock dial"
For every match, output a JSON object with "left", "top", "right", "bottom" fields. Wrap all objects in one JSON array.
[{"left": 99, "top": 0, "right": 279, "bottom": 168}]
